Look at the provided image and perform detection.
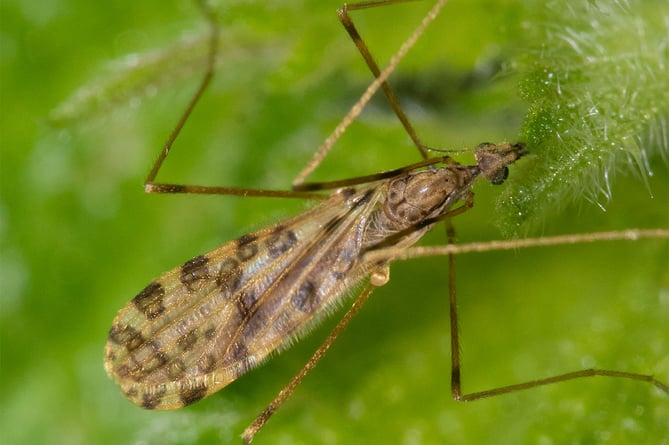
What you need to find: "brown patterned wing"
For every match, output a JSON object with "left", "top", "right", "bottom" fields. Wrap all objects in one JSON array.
[{"left": 104, "top": 186, "right": 381, "bottom": 410}]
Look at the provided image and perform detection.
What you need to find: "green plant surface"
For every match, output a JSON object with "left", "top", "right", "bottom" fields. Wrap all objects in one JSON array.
[{"left": 1, "top": 1, "right": 667, "bottom": 445}]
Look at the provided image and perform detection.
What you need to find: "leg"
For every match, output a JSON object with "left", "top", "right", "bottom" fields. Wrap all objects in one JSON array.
[
  {"left": 241, "top": 284, "right": 377, "bottom": 444},
  {"left": 143, "top": 1, "right": 322, "bottom": 200},
  {"left": 145, "top": 0, "right": 449, "bottom": 199},
  {"left": 367, "top": 228, "right": 669, "bottom": 261},
  {"left": 338, "top": 0, "right": 429, "bottom": 159},
  {"left": 293, "top": 0, "right": 449, "bottom": 184},
  {"left": 443, "top": 227, "right": 669, "bottom": 402}
]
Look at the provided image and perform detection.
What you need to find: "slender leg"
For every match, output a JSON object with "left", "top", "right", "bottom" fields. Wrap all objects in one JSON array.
[
  {"left": 293, "top": 0, "right": 448, "bottom": 184},
  {"left": 443, "top": 228, "right": 669, "bottom": 402},
  {"left": 143, "top": 0, "right": 449, "bottom": 198},
  {"left": 446, "top": 220, "right": 463, "bottom": 398},
  {"left": 338, "top": 0, "right": 429, "bottom": 159},
  {"left": 144, "top": 0, "right": 217, "bottom": 190},
  {"left": 241, "top": 284, "right": 377, "bottom": 444},
  {"left": 366, "top": 228, "right": 669, "bottom": 261},
  {"left": 142, "top": 1, "right": 323, "bottom": 200}
]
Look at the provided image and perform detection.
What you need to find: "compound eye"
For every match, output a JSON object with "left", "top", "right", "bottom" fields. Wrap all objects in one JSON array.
[{"left": 491, "top": 166, "right": 509, "bottom": 185}]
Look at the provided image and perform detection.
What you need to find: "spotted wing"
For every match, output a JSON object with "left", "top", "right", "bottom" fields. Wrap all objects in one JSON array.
[{"left": 105, "top": 186, "right": 382, "bottom": 410}]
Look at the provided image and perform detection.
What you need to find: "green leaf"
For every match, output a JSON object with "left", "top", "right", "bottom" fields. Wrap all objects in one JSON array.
[{"left": 501, "top": 0, "right": 669, "bottom": 235}]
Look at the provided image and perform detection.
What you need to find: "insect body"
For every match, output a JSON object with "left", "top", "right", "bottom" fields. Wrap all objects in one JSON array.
[
  {"left": 104, "top": 142, "right": 527, "bottom": 411},
  {"left": 100, "top": 1, "right": 668, "bottom": 442}
]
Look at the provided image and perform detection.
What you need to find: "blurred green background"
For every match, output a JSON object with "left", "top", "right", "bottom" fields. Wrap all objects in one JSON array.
[{"left": 1, "top": 0, "right": 667, "bottom": 444}]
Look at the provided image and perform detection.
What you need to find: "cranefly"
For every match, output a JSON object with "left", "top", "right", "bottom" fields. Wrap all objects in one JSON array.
[{"left": 104, "top": 0, "right": 669, "bottom": 443}]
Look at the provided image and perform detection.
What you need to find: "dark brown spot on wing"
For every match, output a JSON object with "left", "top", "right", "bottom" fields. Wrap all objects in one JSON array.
[
  {"left": 267, "top": 227, "right": 297, "bottom": 258},
  {"left": 114, "top": 363, "right": 135, "bottom": 379},
  {"left": 357, "top": 189, "right": 375, "bottom": 204},
  {"left": 124, "top": 387, "right": 138, "bottom": 399},
  {"left": 237, "top": 234, "right": 257, "bottom": 246},
  {"left": 341, "top": 187, "right": 357, "bottom": 199},
  {"left": 177, "top": 329, "right": 198, "bottom": 352},
  {"left": 109, "top": 323, "right": 145, "bottom": 352},
  {"left": 292, "top": 280, "right": 319, "bottom": 313},
  {"left": 180, "top": 384, "right": 208, "bottom": 406},
  {"left": 219, "top": 257, "right": 239, "bottom": 274},
  {"left": 215, "top": 258, "right": 242, "bottom": 296},
  {"left": 132, "top": 282, "right": 165, "bottom": 319},
  {"left": 197, "top": 353, "right": 217, "bottom": 374},
  {"left": 237, "top": 289, "right": 258, "bottom": 317},
  {"left": 237, "top": 234, "right": 259, "bottom": 261},
  {"left": 142, "top": 341, "right": 169, "bottom": 373},
  {"left": 204, "top": 326, "right": 217, "bottom": 340},
  {"left": 181, "top": 255, "right": 210, "bottom": 291},
  {"left": 141, "top": 386, "right": 167, "bottom": 409}
]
